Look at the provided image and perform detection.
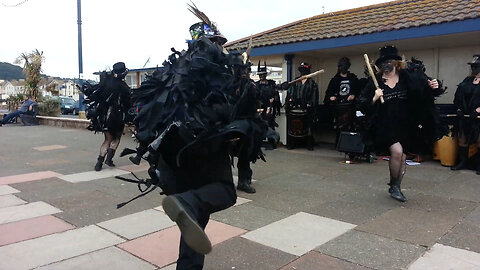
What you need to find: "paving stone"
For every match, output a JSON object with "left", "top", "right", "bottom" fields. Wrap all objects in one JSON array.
[
  {"left": 317, "top": 230, "right": 425, "bottom": 270},
  {"left": 306, "top": 199, "right": 391, "bottom": 225},
  {"left": 118, "top": 163, "right": 150, "bottom": 173},
  {"left": 0, "top": 215, "right": 74, "bottom": 246},
  {"left": 33, "top": 145, "right": 67, "bottom": 151},
  {"left": 234, "top": 196, "right": 251, "bottom": 206},
  {"left": 204, "top": 237, "right": 297, "bottom": 270},
  {"left": 118, "top": 226, "right": 180, "bottom": 268},
  {"left": 59, "top": 168, "right": 130, "bottom": 183},
  {"left": 0, "top": 201, "right": 62, "bottom": 225},
  {"left": 97, "top": 209, "right": 175, "bottom": 240},
  {"left": 12, "top": 178, "right": 99, "bottom": 204},
  {"left": 356, "top": 208, "right": 460, "bottom": 247},
  {"left": 211, "top": 203, "right": 290, "bottom": 231},
  {"left": 0, "top": 225, "right": 124, "bottom": 270},
  {"left": 464, "top": 206, "right": 480, "bottom": 225},
  {"left": 159, "top": 264, "right": 176, "bottom": 270},
  {"left": 439, "top": 223, "right": 480, "bottom": 254},
  {"left": 54, "top": 193, "right": 164, "bottom": 227},
  {"left": 405, "top": 193, "right": 478, "bottom": 218},
  {"left": 0, "top": 171, "right": 62, "bottom": 185},
  {"left": 279, "top": 251, "right": 371, "bottom": 270},
  {"left": 0, "top": 185, "right": 19, "bottom": 195},
  {"left": 119, "top": 220, "right": 245, "bottom": 268},
  {"left": 0, "top": 194, "right": 26, "bottom": 208},
  {"left": 242, "top": 212, "right": 356, "bottom": 256},
  {"left": 409, "top": 243, "right": 480, "bottom": 270},
  {"left": 37, "top": 247, "right": 156, "bottom": 270}
]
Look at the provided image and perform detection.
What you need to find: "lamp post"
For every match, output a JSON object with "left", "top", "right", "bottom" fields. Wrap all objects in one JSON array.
[{"left": 77, "top": 0, "right": 86, "bottom": 119}]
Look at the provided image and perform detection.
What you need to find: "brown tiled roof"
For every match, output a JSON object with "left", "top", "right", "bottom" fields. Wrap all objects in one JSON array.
[{"left": 225, "top": 0, "right": 480, "bottom": 50}]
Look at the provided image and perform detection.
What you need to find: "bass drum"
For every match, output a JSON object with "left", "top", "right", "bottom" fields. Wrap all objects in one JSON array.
[
  {"left": 287, "top": 109, "right": 308, "bottom": 138},
  {"left": 333, "top": 102, "right": 355, "bottom": 130}
]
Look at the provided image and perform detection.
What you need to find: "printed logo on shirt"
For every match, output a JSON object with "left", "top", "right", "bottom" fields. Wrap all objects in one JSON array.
[{"left": 339, "top": 80, "right": 351, "bottom": 96}]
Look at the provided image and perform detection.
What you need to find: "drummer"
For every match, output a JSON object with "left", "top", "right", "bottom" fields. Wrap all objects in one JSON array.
[
  {"left": 285, "top": 62, "right": 319, "bottom": 150},
  {"left": 324, "top": 57, "right": 360, "bottom": 106},
  {"left": 324, "top": 57, "right": 360, "bottom": 136}
]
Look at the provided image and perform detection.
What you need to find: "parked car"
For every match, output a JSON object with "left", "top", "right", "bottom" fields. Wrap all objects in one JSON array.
[
  {"left": 73, "top": 100, "right": 80, "bottom": 115},
  {"left": 57, "top": 96, "right": 77, "bottom": 115}
]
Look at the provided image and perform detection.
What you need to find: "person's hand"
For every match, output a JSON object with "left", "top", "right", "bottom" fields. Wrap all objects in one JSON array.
[
  {"left": 29, "top": 105, "right": 33, "bottom": 111},
  {"left": 269, "top": 97, "right": 275, "bottom": 103},
  {"left": 306, "top": 104, "right": 311, "bottom": 107},
  {"left": 476, "top": 107, "right": 480, "bottom": 113},
  {"left": 347, "top": 95, "right": 355, "bottom": 101},
  {"left": 428, "top": 79, "right": 439, "bottom": 89},
  {"left": 329, "top": 96, "right": 337, "bottom": 101},
  {"left": 373, "top": 88, "right": 384, "bottom": 103},
  {"left": 456, "top": 110, "right": 464, "bottom": 118}
]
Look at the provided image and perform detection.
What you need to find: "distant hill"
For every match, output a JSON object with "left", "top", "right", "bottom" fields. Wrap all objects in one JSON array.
[{"left": 0, "top": 62, "right": 24, "bottom": 80}]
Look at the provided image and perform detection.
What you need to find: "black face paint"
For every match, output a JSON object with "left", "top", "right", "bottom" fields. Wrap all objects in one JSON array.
[
  {"left": 380, "top": 62, "right": 394, "bottom": 74},
  {"left": 338, "top": 64, "right": 349, "bottom": 74},
  {"left": 472, "top": 65, "right": 480, "bottom": 76}
]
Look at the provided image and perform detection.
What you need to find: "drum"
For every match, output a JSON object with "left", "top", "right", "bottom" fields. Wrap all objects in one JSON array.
[
  {"left": 435, "top": 135, "right": 458, "bottom": 167},
  {"left": 287, "top": 109, "right": 308, "bottom": 138},
  {"left": 333, "top": 102, "right": 355, "bottom": 130}
]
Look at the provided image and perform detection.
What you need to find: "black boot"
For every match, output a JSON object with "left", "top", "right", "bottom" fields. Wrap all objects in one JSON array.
[
  {"left": 129, "top": 155, "right": 141, "bottom": 165},
  {"left": 162, "top": 195, "right": 212, "bottom": 254},
  {"left": 237, "top": 178, "right": 256, "bottom": 193},
  {"left": 388, "top": 178, "right": 407, "bottom": 202},
  {"left": 451, "top": 146, "right": 469, "bottom": 170},
  {"left": 105, "top": 148, "right": 116, "bottom": 167},
  {"left": 94, "top": 156, "right": 105, "bottom": 171}
]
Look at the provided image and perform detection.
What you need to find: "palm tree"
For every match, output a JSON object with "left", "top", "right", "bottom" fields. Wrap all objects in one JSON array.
[{"left": 14, "top": 49, "right": 44, "bottom": 100}]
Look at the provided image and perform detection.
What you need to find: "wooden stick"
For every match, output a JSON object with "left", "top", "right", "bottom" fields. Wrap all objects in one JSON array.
[
  {"left": 364, "top": 54, "right": 384, "bottom": 104},
  {"left": 288, "top": 69, "right": 324, "bottom": 85},
  {"left": 446, "top": 114, "right": 480, "bottom": 119}
]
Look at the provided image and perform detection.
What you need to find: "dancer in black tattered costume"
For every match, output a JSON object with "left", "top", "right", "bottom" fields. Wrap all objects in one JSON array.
[
  {"left": 81, "top": 62, "right": 131, "bottom": 171},
  {"left": 359, "top": 46, "right": 444, "bottom": 202},
  {"left": 117, "top": 3, "right": 267, "bottom": 269},
  {"left": 256, "top": 61, "right": 283, "bottom": 150},
  {"left": 451, "top": 54, "right": 480, "bottom": 175}
]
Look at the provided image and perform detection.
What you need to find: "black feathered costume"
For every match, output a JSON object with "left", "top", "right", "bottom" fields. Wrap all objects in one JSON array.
[
  {"left": 119, "top": 36, "right": 267, "bottom": 269},
  {"left": 82, "top": 70, "right": 131, "bottom": 133},
  {"left": 81, "top": 63, "right": 131, "bottom": 171}
]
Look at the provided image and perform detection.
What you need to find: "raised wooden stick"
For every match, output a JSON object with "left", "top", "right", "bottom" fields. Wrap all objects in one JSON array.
[
  {"left": 288, "top": 69, "right": 324, "bottom": 85},
  {"left": 364, "top": 54, "right": 384, "bottom": 104}
]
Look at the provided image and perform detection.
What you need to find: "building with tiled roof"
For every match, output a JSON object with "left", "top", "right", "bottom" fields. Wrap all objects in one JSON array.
[
  {"left": 226, "top": 0, "right": 480, "bottom": 144},
  {"left": 226, "top": 0, "right": 480, "bottom": 104}
]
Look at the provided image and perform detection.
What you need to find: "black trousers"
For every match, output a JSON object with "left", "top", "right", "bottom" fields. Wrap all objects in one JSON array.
[
  {"left": 237, "top": 157, "right": 252, "bottom": 185},
  {"left": 165, "top": 150, "right": 237, "bottom": 270}
]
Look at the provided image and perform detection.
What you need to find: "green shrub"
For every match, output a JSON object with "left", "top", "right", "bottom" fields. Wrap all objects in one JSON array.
[{"left": 38, "top": 97, "right": 61, "bottom": 116}]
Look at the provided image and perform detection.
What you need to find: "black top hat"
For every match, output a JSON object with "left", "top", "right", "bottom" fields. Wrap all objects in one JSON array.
[
  {"left": 468, "top": 54, "right": 480, "bottom": 66},
  {"left": 375, "top": 45, "right": 402, "bottom": 67},
  {"left": 298, "top": 62, "right": 311, "bottom": 72},
  {"left": 257, "top": 61, "right": 267, "bottom": 75},
  {"left": 112, "top": 62, "right": 128, "bottom": 79}
]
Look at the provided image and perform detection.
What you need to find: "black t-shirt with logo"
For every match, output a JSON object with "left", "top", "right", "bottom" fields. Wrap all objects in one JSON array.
[{"left": 324, "top": 72, "right": 360, "bottom": 104}]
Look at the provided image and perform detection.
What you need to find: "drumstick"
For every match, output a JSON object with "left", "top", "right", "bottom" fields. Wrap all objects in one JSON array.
[
  {"left": 288, "top": 69, "right": 324, "bottom": 85},
  {"left": 364, "top": 54, "right": 385, "bottom": 104},
  {"left": 446, "top": 114, "right": 480, "bottom": 119}
]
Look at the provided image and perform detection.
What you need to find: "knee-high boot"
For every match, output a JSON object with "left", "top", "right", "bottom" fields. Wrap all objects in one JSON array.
[{"left": 451, "top": 146, "right": 469, "bottom": 170}]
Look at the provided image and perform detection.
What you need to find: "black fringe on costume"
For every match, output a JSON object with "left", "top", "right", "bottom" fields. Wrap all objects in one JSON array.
[
  {"left": 116, "top": 37, "right": 267, "bottom": 207},
  {"left": 81, "top": 73, "right": 131, "bottom": 133}
]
